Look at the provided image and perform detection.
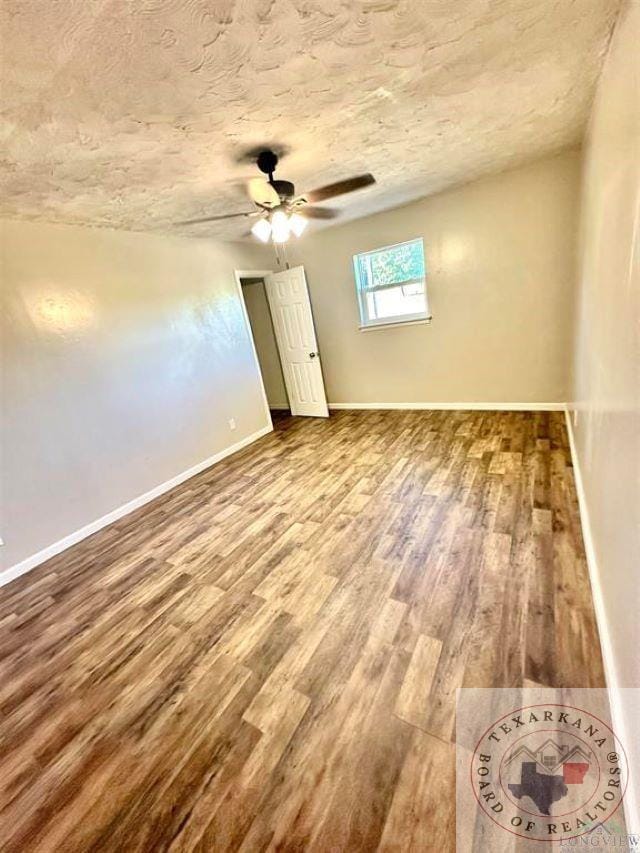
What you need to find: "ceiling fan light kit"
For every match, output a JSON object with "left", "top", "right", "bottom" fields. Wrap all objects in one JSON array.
[
  {"left": 250, "top": 208, "right": 308, "bottom": 245},
  {"left": 289, "top": 212, "right": 308, "bottom": 237},
  {"left": 250, "top": 217, "right": 272, "bottom": 243},
  {"left": 177, "top": 148, "right": 376, "bottom": 245},
  {"left": 270, "top": 209, "right": 291, "bottom": 243}
]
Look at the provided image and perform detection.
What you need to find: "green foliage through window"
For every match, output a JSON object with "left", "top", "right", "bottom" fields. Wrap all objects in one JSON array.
[{"left": 355, "top": 239, "right": 425, "bottom": 291}]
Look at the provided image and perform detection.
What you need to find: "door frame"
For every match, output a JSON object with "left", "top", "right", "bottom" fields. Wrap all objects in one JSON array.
[{"left": 233, "top": 268, "right": 279, "bottom": 429}]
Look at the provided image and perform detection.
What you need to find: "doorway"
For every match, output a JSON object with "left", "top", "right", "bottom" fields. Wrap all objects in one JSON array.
[
  {"left": 239, "top": 274, "right": 290, "bottom": 416},
  {"left": 236, "top": 267, "right": 329, "bottom": 418}
]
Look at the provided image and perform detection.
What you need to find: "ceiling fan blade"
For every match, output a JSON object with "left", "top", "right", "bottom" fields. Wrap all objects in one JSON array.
[
  {"left": 248, "top": 178, "right": 280, "bottom": 208},
  {"left": 176, "top": 211, "right": 254, "bottom": 226},
  {"left": 303, "top": 173, "right": 375, "bottom": 204},
  {"left": 300, "top": 206, "right": 340, "bottom": 220}
]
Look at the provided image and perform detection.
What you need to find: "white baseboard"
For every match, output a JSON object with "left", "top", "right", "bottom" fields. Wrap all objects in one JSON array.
[
  {"left": 0, "top": 424, "right": 273, "bottom": 589},
  {"left": 563, "top": 407, "right": 616, "bottom": 687},
  {"left": 564, "top": 405, "right": 639, "bottom": 835},
  {"left": 328, "top": 401, "right": 566, "bottom": 411}
]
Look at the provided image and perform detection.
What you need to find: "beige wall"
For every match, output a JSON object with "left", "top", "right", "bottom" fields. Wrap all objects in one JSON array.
[
  {"left": 288, "top": 149, "right": 581, "bottom": 405},
  {"left": 0, "top": 220, "right": 271, "bottom": 571},
  {"left": 572, "top": 2, "right": 639, "bottom": 688},
  {"left": 570, "top": 2, "right": 639, "bottom": 831},
  {"left": 241, "top": 279, "right": 289, "bottom": 409}
]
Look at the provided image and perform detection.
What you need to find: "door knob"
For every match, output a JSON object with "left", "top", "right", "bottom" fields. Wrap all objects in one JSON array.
[{"left": 309, "top": 352, "right": 319, "bottom": 358}]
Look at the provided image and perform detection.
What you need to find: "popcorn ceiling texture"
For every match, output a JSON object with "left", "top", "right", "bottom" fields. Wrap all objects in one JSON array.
[{"left": 1, "top": 0, "right": 621, "bottom": 238}]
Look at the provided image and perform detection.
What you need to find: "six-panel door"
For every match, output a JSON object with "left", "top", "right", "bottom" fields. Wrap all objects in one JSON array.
[{"left": 264, "top": 267, "right": 329, "bottom": 417}]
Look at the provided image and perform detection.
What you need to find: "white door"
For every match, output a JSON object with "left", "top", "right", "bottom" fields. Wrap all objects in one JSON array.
[{"left": 264, "top": 266, "right": 329, "bottom": 417}]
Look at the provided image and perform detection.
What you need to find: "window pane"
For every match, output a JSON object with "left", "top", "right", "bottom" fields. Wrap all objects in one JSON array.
[
  {"left": 354, "top": 238, "right": 429, "bottom": 327},
  {"left": 357, "top": 239, "right": 424, "bottom": 290},
  {"left": 370, "top": 285, "right": 426, "bottom": 320},
  {"left": 401, "top": 281, "right": 423, "bottom": 297}
]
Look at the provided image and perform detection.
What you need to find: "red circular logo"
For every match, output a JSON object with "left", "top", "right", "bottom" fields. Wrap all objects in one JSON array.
[{"left": 470, "top": 703, "right": 628, "bottom": 842}]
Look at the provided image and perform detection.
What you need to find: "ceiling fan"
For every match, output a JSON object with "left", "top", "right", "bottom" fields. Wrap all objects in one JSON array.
[{"left": 177, "top": 149, "right": 376, "bottom": 243}]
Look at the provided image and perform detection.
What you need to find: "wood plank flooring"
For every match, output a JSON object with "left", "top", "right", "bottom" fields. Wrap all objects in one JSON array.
[{"left": 0, "top": 410, "right": 605, "bottom": 851}]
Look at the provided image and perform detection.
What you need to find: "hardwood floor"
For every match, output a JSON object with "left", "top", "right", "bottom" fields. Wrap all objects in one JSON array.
[{"left": 0, "top": 410, "right": 605, "bottom": 851}]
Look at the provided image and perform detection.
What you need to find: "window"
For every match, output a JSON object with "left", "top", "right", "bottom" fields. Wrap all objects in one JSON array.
[{"left": 353, "top": 238, "right": 430, "bottom": 329}]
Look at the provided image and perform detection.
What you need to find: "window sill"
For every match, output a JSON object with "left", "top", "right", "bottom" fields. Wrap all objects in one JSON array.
[{"left": 359, "top": 316, "right": 432, "bottom": 332}]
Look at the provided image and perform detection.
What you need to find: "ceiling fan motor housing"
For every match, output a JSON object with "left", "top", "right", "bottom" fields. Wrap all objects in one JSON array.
[
  {"left": 256, "top": 150, "right": 295, "bottom": 201},
  {"left": 271, "top": 179, "right": 295, "bottom": 200}
]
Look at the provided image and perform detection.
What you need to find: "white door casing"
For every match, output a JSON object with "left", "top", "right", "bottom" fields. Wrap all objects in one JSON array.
[{"left": 264, "top": 267, "right": 329, "bottom": 417}]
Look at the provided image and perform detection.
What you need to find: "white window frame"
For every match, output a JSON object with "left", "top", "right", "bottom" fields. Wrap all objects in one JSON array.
[{"left": 353, "top": 238, "right": 431, "bottom": 330}]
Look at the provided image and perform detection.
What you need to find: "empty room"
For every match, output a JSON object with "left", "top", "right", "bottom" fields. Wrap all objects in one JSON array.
[{"left": 1, "top": 1, "right": 638, "bottom": 850}]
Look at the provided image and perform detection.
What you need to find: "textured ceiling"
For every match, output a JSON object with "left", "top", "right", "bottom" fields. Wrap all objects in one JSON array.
[{"left": 1, "top": 0, "right": 620, "bottom": 239}]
